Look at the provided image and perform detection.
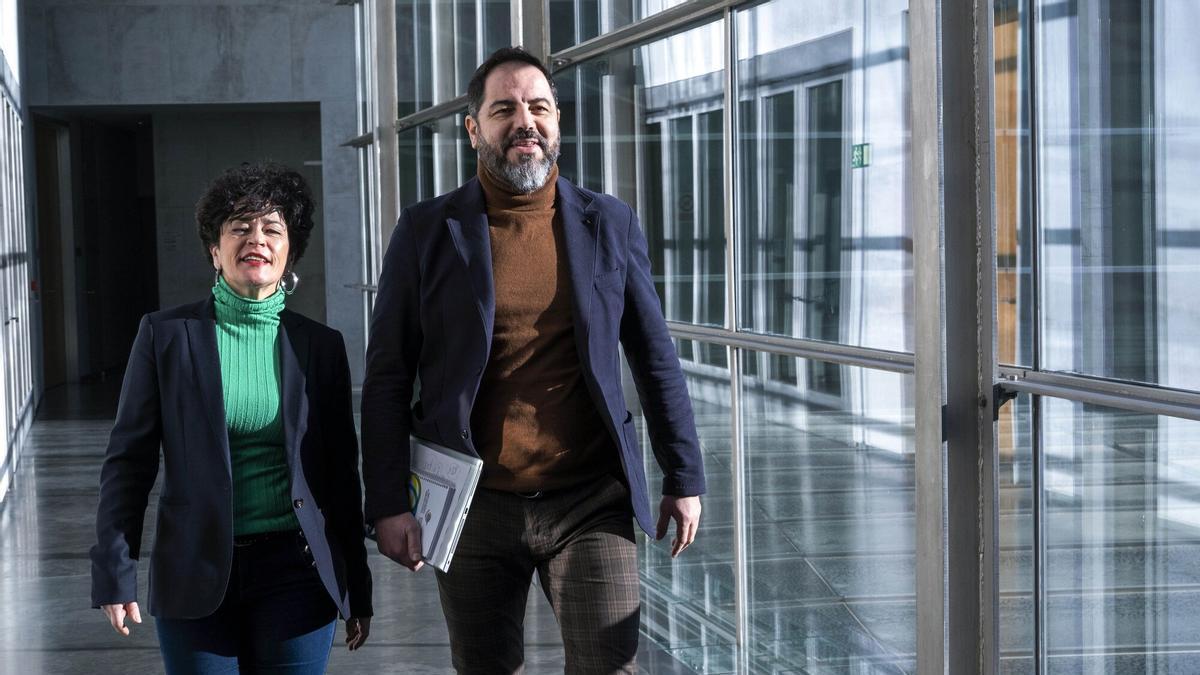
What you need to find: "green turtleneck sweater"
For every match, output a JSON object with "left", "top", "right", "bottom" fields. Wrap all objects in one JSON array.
[{"left": 212, "top": 277, "right": 299, "bottom": 536}]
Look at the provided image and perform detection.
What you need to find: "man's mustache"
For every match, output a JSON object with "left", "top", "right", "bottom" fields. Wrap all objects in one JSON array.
[{"left": 502, "top": 129, "right": 551, "bottom": 153}]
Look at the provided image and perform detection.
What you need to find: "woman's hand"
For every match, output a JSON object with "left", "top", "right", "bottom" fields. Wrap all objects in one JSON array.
[
  {"left": 345, "top": 616, "right": 371, "bottom": 650},
  {"left": 101, "top": 601, "right": 142, "bottom": 636}
]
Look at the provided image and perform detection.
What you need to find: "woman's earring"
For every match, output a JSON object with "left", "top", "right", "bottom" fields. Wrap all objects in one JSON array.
[
  {"left": 214, "top": 269, "right": 221, "bottom": 285},
  {"left": 279, "top": 270, "right": 300, "bottom": 296}
]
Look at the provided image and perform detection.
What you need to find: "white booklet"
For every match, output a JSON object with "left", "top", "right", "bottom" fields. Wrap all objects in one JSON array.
[{"left": 408, "top": 435, "right": 483, "bottom": 572}]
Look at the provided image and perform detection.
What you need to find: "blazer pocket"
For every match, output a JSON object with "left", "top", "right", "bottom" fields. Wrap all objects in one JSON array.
[{"left": 593, "top": 268, "right": 624, "bottom": 290}]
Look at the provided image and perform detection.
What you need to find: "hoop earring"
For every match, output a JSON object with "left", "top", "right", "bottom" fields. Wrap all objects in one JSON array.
[{"left": 279, "top": 270, "right": 299, "bottom": 296}]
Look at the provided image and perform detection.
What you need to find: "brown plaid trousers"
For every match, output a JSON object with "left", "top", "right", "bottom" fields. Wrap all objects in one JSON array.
[{"left": 435, "top": 474, "right": 640, "bottom": 674}]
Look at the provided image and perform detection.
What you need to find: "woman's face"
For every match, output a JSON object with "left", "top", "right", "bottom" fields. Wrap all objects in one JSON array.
[{"left": 210, "top": 211, "right": 291, "bottom": 300}]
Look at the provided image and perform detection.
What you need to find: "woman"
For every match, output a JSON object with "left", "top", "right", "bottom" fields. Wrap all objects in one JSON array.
[{"left": 90, "top": 162, "right": 372, "bottom": 673}]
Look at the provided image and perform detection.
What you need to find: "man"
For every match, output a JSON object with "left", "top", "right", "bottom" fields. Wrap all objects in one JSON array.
[{"left": 361, "top": 47, "right": 705, "bottom": 674}]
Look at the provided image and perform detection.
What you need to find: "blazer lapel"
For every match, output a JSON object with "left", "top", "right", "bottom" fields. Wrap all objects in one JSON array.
[
  {"left": 279, "top": 312, "right": 310, "bottom": 475},
  {"left": 445, "top": 178, "right": 496, "bottom": 347},
  {"left": 185, "top": 298, "right": 232, "bottom": 478},
  {"left": 556, "top": 177, "right": 600, "bottom": 342}
]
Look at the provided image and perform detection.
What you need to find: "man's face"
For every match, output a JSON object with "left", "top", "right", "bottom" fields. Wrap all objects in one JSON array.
[{"left": 466, "top": 62, "right": 561, "bottom": 193}]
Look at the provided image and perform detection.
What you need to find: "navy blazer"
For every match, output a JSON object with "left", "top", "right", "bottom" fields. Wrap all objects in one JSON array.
[
  {"left": 361, "top": 176, "right": 706, "bottom": 535},
  {"left": 90, "top": 298, "right": 372, "bottom": 620}
]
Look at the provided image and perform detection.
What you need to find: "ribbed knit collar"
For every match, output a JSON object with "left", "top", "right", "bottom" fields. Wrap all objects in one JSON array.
[
  {"left": 212, "top": 276, "right": 285, "bottom": 323},
  {"left": 478, "top": 161, "right": 559, "bottom": 212}
]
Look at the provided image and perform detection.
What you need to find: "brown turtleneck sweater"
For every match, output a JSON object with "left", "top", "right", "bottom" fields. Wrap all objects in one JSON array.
[{"left": 471, "top": 163, "right": 620, "bottom": 492}]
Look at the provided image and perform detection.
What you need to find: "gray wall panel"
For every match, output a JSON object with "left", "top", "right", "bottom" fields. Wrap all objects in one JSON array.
[
  {"left": 24, "top": 0, "right": 365, "bottom": 382},
  {"left": 151, "top": 109, "right": 326, "bottom": 324}
]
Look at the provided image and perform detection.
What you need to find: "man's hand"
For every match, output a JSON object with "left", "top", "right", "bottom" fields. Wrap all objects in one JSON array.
[
  {"left": 655, "top": 495, "right": 701, "bottom": 558},
  {"left": 101, "top": 601, "right": 142, "bottom": 636},
  {"left": 374, "top": 511, "right": 424, "bottom": 571}
]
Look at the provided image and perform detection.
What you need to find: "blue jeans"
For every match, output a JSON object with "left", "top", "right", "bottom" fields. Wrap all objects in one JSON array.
[{"left": 155, "top": 531, "right": 338, "bottom": 674}]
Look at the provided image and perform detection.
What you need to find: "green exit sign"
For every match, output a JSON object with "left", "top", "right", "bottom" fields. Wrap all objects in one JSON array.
[{"left": 851, "top": 143, "right": 871, "bottom": 168}]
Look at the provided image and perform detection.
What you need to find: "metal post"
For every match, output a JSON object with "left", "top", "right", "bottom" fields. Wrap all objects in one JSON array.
[
  {"left": 910, "top": 0, "right": 949, "bottom": 665},
  {"left": 975, "top": 0, "right": 1001, "bottom": 672},
  {"left": 374, "top": 0, "right": 399, "bottom": 235},
  {"left": 721, "top": 14, "right": 750, "bottom": 672},
  {"left": 912, "top": 0, "right": 998, "bottom": 672},
  {"left": 512, "top": 0, "right": 549, "bottom": 61}
]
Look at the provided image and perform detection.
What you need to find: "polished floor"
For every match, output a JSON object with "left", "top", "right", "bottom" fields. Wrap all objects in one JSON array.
[{"left": 0, "top": 384, "right": 693, "bottom": 674}]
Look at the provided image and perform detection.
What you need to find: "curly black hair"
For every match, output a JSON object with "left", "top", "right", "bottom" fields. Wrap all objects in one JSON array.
[
  {"left": 195, "top": 162, "right": 316, "bottom": 265},
  {"left": 466, "top": 46, "right": 558, "bottom": 119}
]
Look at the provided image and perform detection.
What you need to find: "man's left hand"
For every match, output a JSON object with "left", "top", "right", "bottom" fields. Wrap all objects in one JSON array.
[{"left": 656, "top": 495, "right": 702, "bottom": 558}]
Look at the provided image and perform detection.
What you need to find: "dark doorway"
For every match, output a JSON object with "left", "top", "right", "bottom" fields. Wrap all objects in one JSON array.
[
  {"left": 33, "top": 113, "right": 159, "bottom": 387},
  {"left": 33, "top": 120, "right": 69, "bottom": 388}
]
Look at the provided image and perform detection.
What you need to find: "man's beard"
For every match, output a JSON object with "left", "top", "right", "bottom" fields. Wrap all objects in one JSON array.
[{"left": 477, "top": 128, "right": 561, "bottom": 194}]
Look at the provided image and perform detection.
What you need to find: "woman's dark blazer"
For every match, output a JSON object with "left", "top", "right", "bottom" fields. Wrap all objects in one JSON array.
[{"left": 90, "top": 297, "right": 373, "bottom": 620}]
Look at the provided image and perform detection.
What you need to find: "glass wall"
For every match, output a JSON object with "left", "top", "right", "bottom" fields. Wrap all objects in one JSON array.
[
  {"left": 556, "top": 20, "right": 727, "bottom": 331},
  {"left": 637, "top": 352, "right": 916, "bottom": 673},
  {"left": 0, "top": 91, "right": 33, "bottom": 506},
  {"left": 741, "top": 357, "right": 914, "bottom": 672},
  {"left": 1032, "top": 0, "right": 1200, "bottom": 390},
  {"left": 998, "top": 393, "right": 1035, "bottom": 672},
  {"left": 549, "top": 0, "right": 691, "bottom": 52},
  {"left": 396, "top": 0, "right": 511, "bottom": 115},
  {"left": 994, "top": 1, "right": 1200, "bottom": 672},
  {"left": 736, "top": 1, "right": 912, "bottom": 355},
  {"left": 639, "top": 338, "right": 736, "bottom": 672}
]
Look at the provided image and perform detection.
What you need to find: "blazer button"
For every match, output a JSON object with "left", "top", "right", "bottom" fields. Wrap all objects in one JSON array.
[
  {"left": 293, "top": 499, "right": 304, "bottom": 509},
  {"left": 460, "top": 429, "right": 469, "bottom": 439}
]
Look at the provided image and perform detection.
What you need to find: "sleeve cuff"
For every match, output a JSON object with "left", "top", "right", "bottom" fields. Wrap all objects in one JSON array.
[{"left": 661, "top": 476, "right": 707, "bottom": 497}]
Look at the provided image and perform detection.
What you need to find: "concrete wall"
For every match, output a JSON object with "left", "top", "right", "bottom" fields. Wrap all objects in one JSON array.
[
  {"left": 152, "top": 108, "right": 326, "bottom": 323},
  {"left": 22, "top": 0, "right": 366, "bottom": 380}
]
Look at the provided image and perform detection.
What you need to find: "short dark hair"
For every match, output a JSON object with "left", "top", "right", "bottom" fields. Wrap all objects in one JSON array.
[
  {"left": 195, "top": 162, "right": 316, "bottom": 265},
  {"left": 467, "top": 46, "right": 558, "bottom": 119}
]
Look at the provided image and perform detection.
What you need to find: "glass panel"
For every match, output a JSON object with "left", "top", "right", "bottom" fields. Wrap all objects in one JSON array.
[
  {"left": 638, "top": 338, "right": 736, "bottom": 673},
  {"left": 993, "top": 0, "right": 1034, "bottom": 368},
  {"left": 998, "top": 393, "right": 1035, "bottom": 674},
  {"left": 1035, "top": 1, "right": 1200, "bottom": 389},
  {"left": 556, "top": 21, "right": 726, "bottom": 328},
  {"left": 1040, "top": 399, "right": 1200, "bottom": 672},
  {"left": 397, "top": 114, "right": 473, "bottom": 207},
  {"left": 742, "top": 352, "right": 915, "bottom": 672},
  {"left": 736, "top": 0, "right": 912, "bottom": 352},
  {"left": 396, "top": 0, "right": 510, "bottom": 116},
  {"left": 396, "top": 0, "right": 434, "bottom": 115},
  {"left": 549, "top": 0, "right": 690, "bottom": 52}
]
